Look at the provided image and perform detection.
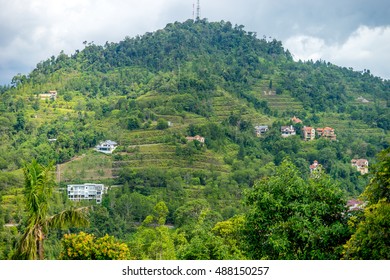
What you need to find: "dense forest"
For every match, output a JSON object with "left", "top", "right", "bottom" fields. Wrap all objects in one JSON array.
[{"left": 0, "top": 19, "right": 389, "bottom": 260}]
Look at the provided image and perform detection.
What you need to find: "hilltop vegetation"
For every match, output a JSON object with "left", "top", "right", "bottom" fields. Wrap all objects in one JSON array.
[{"left": 0, "top": 19, "right": 389, "bottom": 260}]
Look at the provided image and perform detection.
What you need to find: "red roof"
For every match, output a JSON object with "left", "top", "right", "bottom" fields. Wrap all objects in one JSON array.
[
  {"left": 303, "top": 126, "right": 314, "bottom": 132},
  {"left": 291, "top": 116, "right": 302, "bottom": 123}
]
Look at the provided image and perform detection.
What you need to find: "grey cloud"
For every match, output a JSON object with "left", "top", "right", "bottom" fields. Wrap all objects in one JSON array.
[{"left": 203, "top": 0, "right": 390, "bottom": 42}]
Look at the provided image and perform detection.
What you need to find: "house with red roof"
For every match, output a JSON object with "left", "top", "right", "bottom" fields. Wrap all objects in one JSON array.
[
  {"left": 186, "top": 135, "right": 205, "bottom": 143},
  {"left": 316, "top": 127, "right": 336, "bottom": 140},
  {"left": 351, "top": 159, "right": 369, "bottom": 175},
  {"left": 302, "top": 126, "right": 316, "bottom": 141},
  {"left": 291, "top": 116, "right": 302, "bottom": 124}
]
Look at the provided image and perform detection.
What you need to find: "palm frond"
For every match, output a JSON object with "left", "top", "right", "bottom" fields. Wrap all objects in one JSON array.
[
  {"left": 13, "top": 226, "right": 37, "bottom": 260},
  {"left": 45, "top": 207, "right": 90, "bottom": 230}
]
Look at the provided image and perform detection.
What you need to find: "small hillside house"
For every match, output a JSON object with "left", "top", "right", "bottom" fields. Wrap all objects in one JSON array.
[
  {"left": 39, "top": 90, "right": 57, "bottom": 100},
  {"left": 310, "top": 160, "right": 319, "bottom": 173},
  {"left": 291, "top": 116, "right": 302, "bottom": 124},
  {"left": 302, "top": 126, "right": 316, "bottom": 141},
  {"left": 95, "top": 140, "right": 117, "bottom": 154},
  {"left": 67, "top": 183, "right": 107, "bottom": 204},
  {"left": 281, "top": 125, "right": 296, "bottom": 137},
  {"left": 347, "top": 199, "right": 365, "bottom": 211},
  {"left": 254, "top": 125, "right": 269, "bottom": 137},
  {"left": 351, "top": 159, "right": 369, "bottom": 175},
  {"left": 186, "top": 135, "right": 205, "bottom": 143},
  {"left": 316, "top": 127, "right": 336, "bottom": 140}
]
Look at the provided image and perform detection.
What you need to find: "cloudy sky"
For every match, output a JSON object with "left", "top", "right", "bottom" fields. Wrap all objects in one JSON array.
[{"left": 1, "top": 0, "right": 389, "bottom": 85}]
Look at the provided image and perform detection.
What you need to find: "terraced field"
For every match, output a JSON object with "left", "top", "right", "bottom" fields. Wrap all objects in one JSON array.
[
  {"left": 251, "top": 79, "right": 304, "bottom": 113},
  {"left": 115, "top": 143, "right": 229, "bottom": 170},
  {"left": 211, "top": 91, "right": 274, "bottom": 125},
  {"left": 57, "top": 153, "right": 114, "bottom": 183},
  {"left": 318, "top": 113, "right": 389, "bottom": 141},
  {"left": 259, "top": 94, "right": 304, "bottom": 113}
]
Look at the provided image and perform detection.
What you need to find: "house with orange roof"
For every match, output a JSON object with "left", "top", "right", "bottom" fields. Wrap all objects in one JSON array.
[
  {"left": 316, "top": 127, "right": 336, "bottom": 140},
  {"left": 186, "top": 135, "right": 205, "bottom": 143},
  {"left": 291, "top": 116, "right": 302, "bottom": 124},
  {"left": 302, "top": 126, "right": 315, "bottom": 141},
  {"left": 310, "top": 160, "right": 319, "bottom": 172},
  {"left": 351, "top": 159, "right": 368, "bottom": 175}
]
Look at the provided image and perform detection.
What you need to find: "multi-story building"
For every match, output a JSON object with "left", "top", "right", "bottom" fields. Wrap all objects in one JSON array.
[
  {"left": 351, "top": 159, "right": 369, "bottom": 175},
  {"left": 281, "top": 125, "right": 296, "bottom": 137},
  {"left": 316, "top": 127, "right": 336, "bottom": 140},
  {"left": 95, "top": 140, "right": 117, "bottom": 154},
  {"left": 302, "top": 126, "right": 316, "bottom": 141},
  {"left": 67, "top": 183, "right": 107, "bottom": 204}
]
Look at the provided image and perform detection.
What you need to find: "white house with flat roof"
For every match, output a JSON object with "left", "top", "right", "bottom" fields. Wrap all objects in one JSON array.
[
  {"left": 95, "top": 140, "right": 117, "bottom": 154},
  {"left": 67, "top": 183, "right": 107, "bottom": 204}
]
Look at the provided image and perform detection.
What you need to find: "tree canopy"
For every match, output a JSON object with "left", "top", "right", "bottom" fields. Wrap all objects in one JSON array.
[{"left": 243, "top": 158, "right": 350, "bottom": 259}]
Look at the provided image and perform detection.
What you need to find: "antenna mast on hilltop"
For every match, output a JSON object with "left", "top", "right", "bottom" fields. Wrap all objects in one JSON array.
[{"left": 196, "top": 0, "right": 201, "bottom": 20}]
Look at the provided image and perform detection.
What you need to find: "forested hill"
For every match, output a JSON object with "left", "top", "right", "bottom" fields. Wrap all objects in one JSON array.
[
  {"left": 7, "top": 19, "right": 390, "bottom": 114},
  {"left": 0, "top": 19, "right": 389, "bottom": 260}
]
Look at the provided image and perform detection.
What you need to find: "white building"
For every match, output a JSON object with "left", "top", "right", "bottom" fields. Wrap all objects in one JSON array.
[
  {"left": 95, "top": 140, "right": 117, "bottom": 154},
  {"left": 254, "top": 125, "right": 269, "bottom": 137},
  {"left": 351, "top": 159, "right": 369, "bottom": 175},
  {"left": 39, "top": 90, "right": 58, "bottom": 100},
  {"left": 281, "top": 125, "right": 296, "bottom": 137},
  {"left": 185, "top": 135, "right": 205, "bottom": 143},
  {"left": 67, "top": 183, "right": 107, "bottom": 204}
]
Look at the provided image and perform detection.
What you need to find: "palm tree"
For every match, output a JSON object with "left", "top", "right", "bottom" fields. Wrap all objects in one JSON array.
[{"left": 13, "top": 159, "right": 89, "bottom": 260}]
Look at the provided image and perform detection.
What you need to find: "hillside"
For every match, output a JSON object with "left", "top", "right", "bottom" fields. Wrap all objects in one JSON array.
[{"left": 0, "top": 19, "right": 389, "bottom": 260}]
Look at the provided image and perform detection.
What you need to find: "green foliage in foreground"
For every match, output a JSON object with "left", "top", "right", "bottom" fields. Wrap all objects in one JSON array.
[
  {"left": 342, "top": 148, "right": 390, "bottom": 259},
  {"left": 61, "top": 231, "right": 131, "bottom": 260},
  {"left": 6, "top": 149, "right": 390, "bottom": 260},
  {"left": 13, "top": 160, "right": 89, "bottom": 260},
  {"left": 243, "top": 158, "right": 350, "bottom": 260}
]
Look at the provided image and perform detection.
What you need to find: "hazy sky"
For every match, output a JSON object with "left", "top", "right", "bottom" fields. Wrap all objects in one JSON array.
[{"left": 1, "top": 0, "right": 389, "bottom": 85}]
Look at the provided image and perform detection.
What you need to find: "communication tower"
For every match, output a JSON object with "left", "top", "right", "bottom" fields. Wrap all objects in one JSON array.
[
  {"left": 196, "top": 0, "right": 201, "bottom": 20},
  {"left": 193, "top": 1, "right": 201, "bottom": 20}
]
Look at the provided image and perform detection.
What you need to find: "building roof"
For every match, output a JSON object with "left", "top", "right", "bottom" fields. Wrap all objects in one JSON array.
[
  {"left": 351, "top": 159, "right": 368, "bottom": 166},
  {"left": 281, "top": 125, "right": 295, "bottom": 131},
  {"left": 186, "top": 135, "right": 205, "bottom": 142},
  {"left": 347, "top": 199, "right": 365, "bottom": 211},
  {"left": 303, "top": 126, "right": 315, "bottom": 132},
  {"left": 104, "top": 140, "right": 117, "bottom": 146},
  {"left": 97, "top": 140, "right": 117, "bottom": 146},
  {"left": 255, "top": 125, "right": 269, "bottom": 129},
  {"left": 310, "top": 160, "right": 319, "bottom": 170},
  {"left": 291, "top": 116, "right": 302, "bottom": 123}
]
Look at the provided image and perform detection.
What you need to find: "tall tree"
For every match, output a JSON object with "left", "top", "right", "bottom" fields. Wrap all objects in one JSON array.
[
  {"left": 343, "top": 148, "right": 390, "bottom": 259},
  {"left": 13, "top": 159, "right": 89, "bottom": 260},
  {"left": 129, "top": 202, "right": 176, "bottom": 260},
  {"left": 243, "top": 158, "right": 350, "bottom": 259}
]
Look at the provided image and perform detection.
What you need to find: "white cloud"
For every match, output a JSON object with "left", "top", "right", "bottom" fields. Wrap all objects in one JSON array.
[
  {"left": 285, "top": 36, "right": 327, "bottom": 61},
  {"left": 285, "top": 25, "right": 390, "bottom": 79}
]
